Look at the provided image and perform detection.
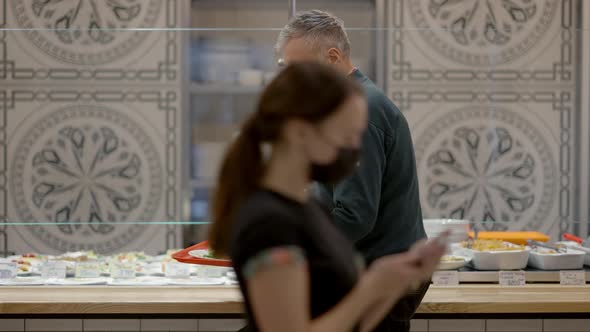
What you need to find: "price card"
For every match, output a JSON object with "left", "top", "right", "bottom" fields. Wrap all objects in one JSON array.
[
  {"left": 164, "top": 262, "right": 191, "bottom": 278},
  {"left": 203, "top": 266, "right": 226, "bottom": 279},
  {"left": 560, "top": 270, "right": 586, "bottom": 285},
  {"left": 432, "top": 271, "right": 459, "bottom": 286},
  {"left": 499, "top": 271, "right": 526, "bottom": 286},
  {"left": 111, "top": 264, "right": 137, "bottom": 279},
  {"left": 75, "top": 262, "right": 101, "bottom": 278},
  {"left": 0, "top": 262, "right": 17, "bottom": 279},
  {"left": 42, "top": 261, "right": 67, "bottom": 279}
]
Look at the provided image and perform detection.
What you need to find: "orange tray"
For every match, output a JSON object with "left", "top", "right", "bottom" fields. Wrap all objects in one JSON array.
[
  {"left": 172, "top": 240, "right": 232, "bottom": 267},
  {"left": 469, "top": 231, "right": 549, "bottom": 245}
]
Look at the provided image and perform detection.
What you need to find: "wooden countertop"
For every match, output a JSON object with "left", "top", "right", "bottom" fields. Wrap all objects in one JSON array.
[{"left": 1, "top": 285, "right": 590, "bottom": 315}]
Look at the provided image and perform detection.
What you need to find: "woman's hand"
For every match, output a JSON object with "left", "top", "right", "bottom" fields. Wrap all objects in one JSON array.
[{"left": 366, "top": 232, "right": 448, "bottom": 297}]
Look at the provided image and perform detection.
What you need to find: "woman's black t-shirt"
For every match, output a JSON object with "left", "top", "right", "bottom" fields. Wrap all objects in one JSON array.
[{"left": 230, "top": 189, "right": 362, "bottom": 331}]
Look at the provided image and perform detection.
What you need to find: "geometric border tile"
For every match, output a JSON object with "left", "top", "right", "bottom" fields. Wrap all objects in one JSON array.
[
  {"left": 389, "top": 0, "right": 579, "bottom": 86},
  {"left": 0, "top": 0, "right": 180, "bottom": 83}
]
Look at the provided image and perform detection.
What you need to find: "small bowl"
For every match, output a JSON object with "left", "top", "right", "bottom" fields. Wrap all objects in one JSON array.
[{"left": 423, "top": 219, "right": 470, "bottom": 244}]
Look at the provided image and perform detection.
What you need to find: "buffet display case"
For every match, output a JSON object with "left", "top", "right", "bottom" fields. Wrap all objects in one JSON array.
[
  {"left": 0, "top": 0, "right": 387, "bottom": 288},
  {"left": 1, "top": 0, "right": 589, "bottom": 286},
  {"left": 2, "top": 2, "right": 590, "bottom": 329}
]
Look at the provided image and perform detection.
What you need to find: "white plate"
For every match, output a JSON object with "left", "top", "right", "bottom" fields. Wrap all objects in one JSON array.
[
  {"left": 166, "top": 277, "right": 226, "bottom": 286},
  {"left": 46, "top": 278, "right": 108, "bottom": 286},
  {"left": 437, "top": 256, "right": 471, "bottom": 270},
  {"left": 0, "top": 277, "right": 46, "bottom": 286},
  {"left": 108, "top": 277, "right": 169, "bottom": 286}
]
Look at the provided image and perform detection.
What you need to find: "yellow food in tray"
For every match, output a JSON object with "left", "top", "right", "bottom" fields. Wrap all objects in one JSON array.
[
  {"left": 463, "top": 239, "right": 525, "bottom": 251},
  {"left": 440, "top": 255, "right": 465, "bottom": 262}
]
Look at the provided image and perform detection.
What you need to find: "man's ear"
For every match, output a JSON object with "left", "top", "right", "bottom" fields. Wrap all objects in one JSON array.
[{"left": 326, "top": 47, "right": 343, "bottom": 64}]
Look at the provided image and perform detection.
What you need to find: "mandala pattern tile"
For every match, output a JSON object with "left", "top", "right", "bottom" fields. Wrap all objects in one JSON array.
[
  {"left": 10, "top": 0, "right": 162, "bottom": 65},
  {"left": 9, "top": 105, "right": 164, "bottom": 253},
  {"left": 0, "top": 0, "right": 187, "bottom": 255},
  {"left": 414, "top": 106, "right": 557, "bottom": 232},
  {"left": 408, "top": 0, "right": 558, "bottom": 66},
  {"left": 389, "top": 0, "right": 583, "bottom": 236}
]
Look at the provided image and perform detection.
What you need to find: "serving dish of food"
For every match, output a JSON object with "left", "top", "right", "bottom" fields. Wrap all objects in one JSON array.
[
  {"left": 0, "top": 250, "right": 189, "bottom": 284},
  {"left": 437, "top": 255, "right": 471, "bottom": 270},
  {"left": 557, "top": 241, "right": 590, "bottom": 267},
  {"left": 46, "top": 277, "right": 109, "bottom": 286},
  {"left": 455, "top": 239, "right": 530, "bottom": 271},
  {"left": 0, "top": 277, "right": 46, "bottom": 286},
  {"left": 527, "top": 245, "right": 586, "bottom": 270},
  {"left": 107, "top": 277, "right": 170, "bottom": 286}
]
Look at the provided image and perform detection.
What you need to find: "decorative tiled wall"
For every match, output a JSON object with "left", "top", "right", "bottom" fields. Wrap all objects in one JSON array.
[
  {"left": 388, "top": 0, "right": 588, "bottom": 238},
  {"left": 0, "top": 0, "right": 190, "bottom": 254}
]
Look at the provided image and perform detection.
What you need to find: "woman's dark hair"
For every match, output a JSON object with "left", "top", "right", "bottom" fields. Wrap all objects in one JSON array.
[{"left": 209, "top": 62, "right": 363, "bottom": 256}]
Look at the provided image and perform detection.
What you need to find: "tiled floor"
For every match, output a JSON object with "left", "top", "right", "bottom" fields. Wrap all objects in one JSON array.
[{"left": 1, "top": 319, "right": 590, "bottom": 331}]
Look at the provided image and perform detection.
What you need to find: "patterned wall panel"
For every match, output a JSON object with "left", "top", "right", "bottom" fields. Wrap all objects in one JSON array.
[
  {"left": 1, "top": 0, "right": 180, "bottom": 83},
  {"left": 388, "top": 0, "right": 583, "bottom": 238},
  {"left": 0, "top": 0, "right": 189, "bottom": 255}
]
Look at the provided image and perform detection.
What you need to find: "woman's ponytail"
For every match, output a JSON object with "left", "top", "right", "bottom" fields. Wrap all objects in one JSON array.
[{"left": 208, "top": 116, "right": 263, "bottom": 256}]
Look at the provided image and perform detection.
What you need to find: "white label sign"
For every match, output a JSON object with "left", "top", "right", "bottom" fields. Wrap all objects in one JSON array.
[
  {"left": 432, "top": 271, "right": 459, "bottom": 286},
  {"left": 42, "top": 261, "right": 67, "bottom": 279},
  {"left": 165, "top": 262, "right": 191, "bottom": 278},
  {"left": 75, "top": 262, "right": 101, "bottom": 278},
  {"left": 111, "top": 265, "right": 137, "bottom": 279},
  {"left": 204, "top": 266, "right": 226, "bottom": 279},
  {"left": 0, "top": 262, "right": 17, "bottom": 279},
  {"left": 499, "top": 271, "right": 526, "bottom": 286},
  {"left": 560, "top": 270, "right": 586, "bottom": 285}
]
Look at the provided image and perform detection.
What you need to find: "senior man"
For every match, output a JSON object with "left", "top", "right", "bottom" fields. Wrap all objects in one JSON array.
[{"left": 274, "top": 10, "right": 428, "bottom": 332}]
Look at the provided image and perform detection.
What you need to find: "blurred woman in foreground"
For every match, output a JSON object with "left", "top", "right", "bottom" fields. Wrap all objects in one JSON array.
[{"left": 209, "top": 62, "right": 447, "bottom": 332}]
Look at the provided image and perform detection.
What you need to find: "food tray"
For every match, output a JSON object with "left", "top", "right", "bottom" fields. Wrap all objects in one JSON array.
[
  {"left": 558, "top": 242, "right": 590, "bottom": 266},
  {"left": 528, "top": 248, "right": 586, "bottom": 270},
  {"left": 453, "top": 242, "right": 530, "bottom": 271},
  {"left": 46, "top": 278, "right": 109, "bottom": 286},
  {"left": 172, "top": 241, "right": 232, "bottom": 267},
  {"left": 470, "top": 231, "right": 549, "bottom": 245},
  {"left": 0, "top": 277, "right": 46, "bottom": 286}
]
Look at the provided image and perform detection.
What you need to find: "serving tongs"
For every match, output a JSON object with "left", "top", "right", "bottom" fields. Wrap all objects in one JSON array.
[
  {"left": 465, "top": 228, "right": 478, "bottom": 249},
  {"left": 527, "top": 240, "right": 567, "bottom": 253},
  {"left": 563, "top": 233, "right": 590, "bottom": 248}
]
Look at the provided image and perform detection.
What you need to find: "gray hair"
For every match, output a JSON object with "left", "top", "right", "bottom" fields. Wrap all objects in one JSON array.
[{"left": 275, "top": 10, "right": 351, "bottom": 58}]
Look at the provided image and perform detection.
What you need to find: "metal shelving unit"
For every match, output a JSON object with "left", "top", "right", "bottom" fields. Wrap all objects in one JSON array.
[{"left": 185, "top": 0, "right": 383, "bottom": 241}]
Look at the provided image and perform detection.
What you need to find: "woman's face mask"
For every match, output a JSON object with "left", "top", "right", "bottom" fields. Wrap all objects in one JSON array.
[{"left": 309, "top": 133, "right": 361, "bottom": 184}]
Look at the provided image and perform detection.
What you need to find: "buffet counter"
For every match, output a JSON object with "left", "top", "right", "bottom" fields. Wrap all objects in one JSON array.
[{"left": 2, "top": 285, "right": 590, "bottom": 317}]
